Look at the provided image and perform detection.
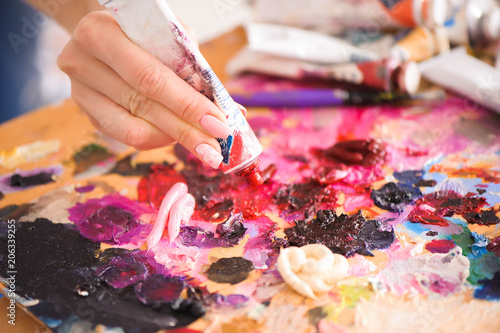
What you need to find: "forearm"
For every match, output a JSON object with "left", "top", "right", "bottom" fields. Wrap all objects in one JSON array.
[{"left": 23, "top": 0, "right": 103, "bottom": 33}]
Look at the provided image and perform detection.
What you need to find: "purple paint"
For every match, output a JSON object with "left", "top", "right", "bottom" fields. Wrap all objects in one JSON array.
[
  {"left": 0, "top": 165, "right": 64, "bottom": 194},
  {"left": 208, "top": 294, "right": 249, "bottom": 308},
  {"left": 135, "top": 274, "right": 185, "bottom": 305},
  {"left": 68, "top": 194, "right": 154, "bottom": 246},
  {"left": 96, "top": 255, "right": 149, "bottom": 289},
  {"left": 178, "top": 225, "right": 245, "bottom": 249},
  {"left": 75, "top": 185, "right": 96, "bottom": 193}
]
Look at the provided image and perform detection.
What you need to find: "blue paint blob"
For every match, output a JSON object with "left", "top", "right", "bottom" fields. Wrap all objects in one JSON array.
[
  {"left": 475, "top": 271, "right": 500, "bottom": 301},
  {"left": 371, "top": 182, "right": 422, "bottom": 212}
]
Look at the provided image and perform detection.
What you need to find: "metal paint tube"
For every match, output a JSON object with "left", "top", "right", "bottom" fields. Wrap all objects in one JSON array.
[
  {"left": 227, "top": 48, "right": 421, "bottom": 95},
  {"left": 252, "top": 0, "right": 448, "bottom": 33},
  {"left": 246, "top": 23, "right": 380, "bottom": 64},
  {"left": 419, "top": 47, "right": 500, "bottom": 113},
  {"left": 98, "top": 0, "right": 264, "bottom": 185},
  {"left": 445, "top": 0, "right": 500, "bottom": 47},
  {"left": 378, "top": 0, "right": 449, "bottom": 28},
  {"left": 391, "top": 26, "right": 450, "bottom": 62}
]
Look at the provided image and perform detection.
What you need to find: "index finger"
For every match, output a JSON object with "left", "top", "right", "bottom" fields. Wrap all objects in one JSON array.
[{"left": 75, "top": 12, "right": 229, "bottom": 133}]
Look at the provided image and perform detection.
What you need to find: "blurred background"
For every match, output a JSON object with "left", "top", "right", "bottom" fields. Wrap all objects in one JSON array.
[
  {"left": 3, "top": 0, "right": 500, "bottom": 122},
  {"left": 0, "top": 0, "right": 253, "bottom": 123}
]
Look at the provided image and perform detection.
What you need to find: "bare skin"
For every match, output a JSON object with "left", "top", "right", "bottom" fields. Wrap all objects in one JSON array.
[{"left": 23, "top": 0, "right": 244, "bottom": 168}]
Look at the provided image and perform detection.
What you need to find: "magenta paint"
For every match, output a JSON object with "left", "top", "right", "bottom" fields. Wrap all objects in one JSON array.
[
  {"left": 68, "top": 194, "right": 155, "bottom": 246},
  {"left": 425, "top": 239, "right": 456, "bottom": 254}
]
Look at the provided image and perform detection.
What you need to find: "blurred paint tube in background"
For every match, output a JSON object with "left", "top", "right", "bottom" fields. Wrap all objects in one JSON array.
[
  {"left": 252, "top": 0, "right": 449, "bottom": 34},
  {"left": 445, "top": 0, "right": 500, "bottom": 47},
  {"left": 391, "top": 26, "right": 450, "bottom": 61},
  {"left": 377, "top": 0, "right": 449, "bottom": 28},
  {"left": 227, "top": 48, "right": 421, "bottom": 94},
  {"left": 246, "top": 23, "right": 380, "bottom": 64},
  {"left": 420, "top": 47, "right": 500, "bottom": 113}
]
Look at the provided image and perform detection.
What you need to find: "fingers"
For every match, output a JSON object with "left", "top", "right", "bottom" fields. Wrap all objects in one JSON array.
[
  {"left": 59, "top": 42, "right": 230, "bottom": 140},
  {"left": 70, "top": 80, "right": 175, "bottom": 150},
  {"left": 72, "top": 11, "right": 231, "bottom": 138},
  {"left": 71, "top": 81, "right": 223, "bottom": 169},
  {"left": 236, "top": 103, "right": 247, "bottom": 118}
]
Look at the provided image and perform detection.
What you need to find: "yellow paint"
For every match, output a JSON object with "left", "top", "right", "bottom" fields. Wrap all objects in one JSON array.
[
  {"left": 0, "top": 140, "right": 60, "bottom": 169},
  {"left": 323, "top": 284, "right": 373, "bottom": 323}
]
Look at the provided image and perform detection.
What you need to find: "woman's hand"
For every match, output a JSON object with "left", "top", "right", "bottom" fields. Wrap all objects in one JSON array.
[{"left": 58, "top": 11, "right": 242, "bottom": 169}]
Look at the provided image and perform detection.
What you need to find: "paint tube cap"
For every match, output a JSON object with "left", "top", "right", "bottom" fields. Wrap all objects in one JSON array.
[
  {"left": 432, "top": 26, "right": 450, "bottom": 54},
  {"left": 483, "top": 6, "right": 500, "bottom": 42},
  {"left": 397, "top": 61, "right": 421, "bottom": 95},
  {"left": 246, "top": 171, "right": 264, "bottom": 186},
  {"left": 235, "top": 160, "right": 265, "bottom": 186},
  {"left": 425, "top": 0, "right": 449, "bottom": 27}
]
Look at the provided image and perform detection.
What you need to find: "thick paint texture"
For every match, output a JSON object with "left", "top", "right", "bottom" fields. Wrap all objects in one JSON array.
[
  {"left": 207, "top": 257, "right": 255, "bottom": 284},
  {"left": 425, "top": 239, "right": 456, "bottom": 253},
  {"left": 371, "top": 182, "right": 422, "bottom": 212},
  {"left": 377, "top": 247, "right": 470, "bottom": 296},
  {"left": 0, "top": 219, "right": 204, "bottom": 332},
  {"left": 4, "top": 97, "right": 500, "bottom": 331},
  {"left": 409, "top": 191, "right": 487, "bottom": 227},
  {"left": 284, "top": 210, "right": 396, "bottom": 257},
  {"left": 68, "top": 194, "right": 154, "bottom": 245}
]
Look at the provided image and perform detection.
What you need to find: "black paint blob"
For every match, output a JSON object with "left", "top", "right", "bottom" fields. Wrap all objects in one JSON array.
[
  {"left": 0, "top": 203, "right": 33, "bottom": 220},
  {"left": 466, "top": 208, "right": 500, "bottom": 226},
  {"left": 371, "top": 182, "right": 422, "bottom": 212},
  {"left": 274, "top": 180, "right": 334, "bottom": 221},
  {"left": 108, "top": 154, "right": 153, "bottom": 176},
  {"left": 9, "top": 172, "right": 54, "bottom": 187},
  {"left": 0, "top": 219, "right": 204, "bottom": 333},
  {"left": 207, "top": 257, "right": 254, "bottom": 284},
  {"left": 284, "top": 210, "right": 396, "bottom": 257}
]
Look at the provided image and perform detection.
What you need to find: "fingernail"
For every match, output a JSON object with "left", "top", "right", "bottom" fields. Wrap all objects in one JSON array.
[
  {"left": 200, "top": 115, "right": 233, "bottom": 139},
  {"left": 236, "top": 103, "right": 247, "bottom": 117},
  {"left": 196, "top": 143, "right": 223, "bottom": 169}
]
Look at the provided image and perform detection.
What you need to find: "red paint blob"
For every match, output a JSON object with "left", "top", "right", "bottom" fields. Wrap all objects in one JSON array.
[
  {"left": 138, "top": 164, "right": 186, "bottom": 208},
  {"left": 409, "top": 191, "right": 487, "bottom": 227},
  {"left": 425, "top": 239, "right": 456, "bottom": 254}
]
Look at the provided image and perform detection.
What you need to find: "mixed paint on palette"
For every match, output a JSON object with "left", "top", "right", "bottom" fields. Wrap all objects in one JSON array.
[{"left": 1, "top": 95, "right": 500, "bottom": 332}]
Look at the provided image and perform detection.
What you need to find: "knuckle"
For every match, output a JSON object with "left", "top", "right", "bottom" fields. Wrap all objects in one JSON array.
[
  {"left": 175, "top": 126, "right": 190, "bottom": 145},
  {"left": 126, "top": 90, "right": 154, "bottom": 119},
  {"left": 133, "top": 63, "right": 164, "bottom": 97},
  {"left": 125, "top": 124, "right": 150, "bottom": 148},
  {"left": 73, "top": 12, "right": 110, "bottom": 52},
  {"left": 74, "top": 13, "right": 99, "bottom": 42},
  {"left": 178, "top": 95, "right": 200, "bottom": 120}
]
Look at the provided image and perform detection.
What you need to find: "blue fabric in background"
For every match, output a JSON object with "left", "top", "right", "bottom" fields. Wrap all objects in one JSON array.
[{"left": 1, "top": 0, "right": 40, "bottom": 123}]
